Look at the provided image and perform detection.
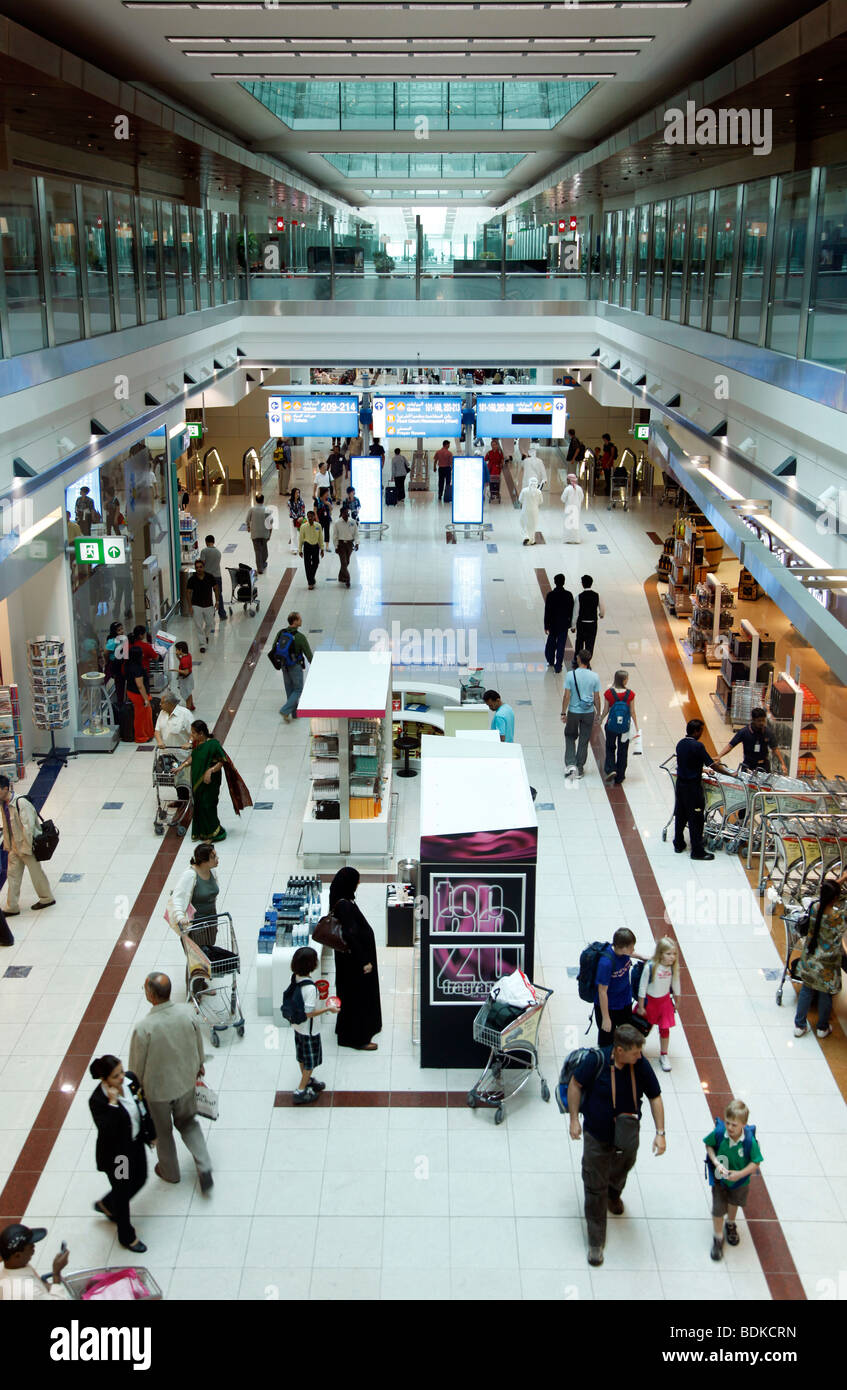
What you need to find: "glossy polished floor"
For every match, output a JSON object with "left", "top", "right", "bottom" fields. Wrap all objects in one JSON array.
[{"left": 1, "top": 448, "right": 844, "bottom": 1302}]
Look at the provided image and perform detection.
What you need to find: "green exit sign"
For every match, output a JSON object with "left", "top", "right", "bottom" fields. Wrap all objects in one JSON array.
[
  {"left": 74, "top": 537, "right": 126, "bottom": 566},
  {"left": 634, "top": 423, "right": 649, "bottom": 441},
  {"left": 187, "top": 422, "right": 204, "bottom": 441}
]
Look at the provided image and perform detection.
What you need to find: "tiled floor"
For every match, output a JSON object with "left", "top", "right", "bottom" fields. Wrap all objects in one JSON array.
[{"left": 1, "top": 449, "right": 844, "bottom": 1300}]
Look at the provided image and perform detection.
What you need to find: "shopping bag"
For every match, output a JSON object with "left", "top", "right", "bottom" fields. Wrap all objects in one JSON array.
[
  {"left": 489, "top": 969, "right": 536, "bottom": 1010},
  {"left": 629, "top": 730, "right": 643, "bottom": 755},
  {"left": 194, "top": 1081, "right": 219, "bottom": 1121},
  {"left": 164, "top": 899, "right": 194, "bottom": 933},
  {"left": 81, "top": 1268, "right": 148, "bottom": 1301}
]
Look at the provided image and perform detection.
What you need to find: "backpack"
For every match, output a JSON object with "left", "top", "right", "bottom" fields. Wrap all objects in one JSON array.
[
  {"left": 16, "top": 796, "right": 60, "bottom": 862},
  {"left": 704, "top": 1118, "right": 757, "bottom": 1186},
  {"left": 280, "top": 979, "right": 308, "bottom": 1027},
  {"left": 630, "top": 959, "right": 652, "bottom": 1001},
  {"left": 268, "top": 630, "right": 298, "bottom": 671},
  {"left": 607, "top": 690, "right": 632, "bottom": 734},
  {"left": 575, "top": 441, "right": 586, "bottom": 463},
  {"left": 577, "top": 941, "right": 611, "bottom": 1003},
  {"left": 555, "top": 1046, "right": 605, "bottom": 1115}
]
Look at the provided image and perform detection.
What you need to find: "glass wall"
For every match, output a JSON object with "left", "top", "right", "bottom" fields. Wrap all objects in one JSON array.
[
  {"left": 709, "top": 186, "right": 738, "bottom": 335},
  {"left": 66, "top": 436, "right": 174, "bottom": 706},
  {"left": 650, "top": 201, "right": 667, "bottom": 316},
  {"left": 2, "top": 172, "right": 45, "bottom": 356},
  {"left": 81, "top": 185, "right": 113, "bottom": 336},
  {"left": 687, "top": 190, "right": 711, "bottom": 328},
  {"left": 635, "top": 204, "right": 650, "bottom": 314},
  {"left": 667, "top": 196, "right": 688, "bottom": 323},
  {"left": 112, "top": 192, "right": 139, "bottom": 329},
  {"left": 159, "top": 204, "right": 180, "bottom": 318},
  {"left": 807, "top": 162, "right": 847, "bottom": 369},
  {"left": 736, "top": 178, "right": 771, "bottom": 344},
  {"left": 767, "top": 171, "right": 810, "bottom": 356},
  {"left": 44, "top": 179, "right": 82, "bottom": 345},
  {"left": 138, "top": 197, "right": 161, "bottom": 324}
]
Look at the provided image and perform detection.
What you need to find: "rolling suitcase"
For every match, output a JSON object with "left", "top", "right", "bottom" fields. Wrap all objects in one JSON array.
[
  {"left": 385, "top": 485, "right": 396, "bottom": 507},
  {"left": 119, "top": 702, "right": 135, "bottom": 743}
]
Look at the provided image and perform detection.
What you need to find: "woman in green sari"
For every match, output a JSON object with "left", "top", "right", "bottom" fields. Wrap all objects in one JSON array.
[{"left": 181, "top": 720, "right": 229, "bottom": 842}]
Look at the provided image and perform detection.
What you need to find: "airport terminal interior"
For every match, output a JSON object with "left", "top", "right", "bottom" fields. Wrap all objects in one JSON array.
[{"left": 0, "top": 0, "right": 846, "bottom": 1308}]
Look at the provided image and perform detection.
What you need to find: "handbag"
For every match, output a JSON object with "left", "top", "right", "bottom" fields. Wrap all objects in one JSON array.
[
  {"left": 628, "top": 1008, "right": 653, "bottom": 1039},
  {"left": 81, "top": 1268, "right": 150, "bottom": 1301},
  {"left": 19, "top": 797, "right": 59, "bottom": 862},
  {"left": 611, "top": 1061, "right": 641, "bottom": 1152},
  {"left": 312, "top": 906, "right": 350, "bottom": 953},
  {"left": 194, "top": 1081, "right": 219, "bottom": 1121},
  {"left": 164, "top": 899, "right": 195, "bottom": 933}
]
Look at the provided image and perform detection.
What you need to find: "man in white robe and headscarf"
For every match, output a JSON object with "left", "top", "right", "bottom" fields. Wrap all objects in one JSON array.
[
  {"left": 519, "top": 476, "right": 542, "bottom": 545},
  {"left": 562, "top": 472, "right": 585, "bottom": 543},
  {"left": 520, "top": 449, "right": 548, "bottom": 492}
]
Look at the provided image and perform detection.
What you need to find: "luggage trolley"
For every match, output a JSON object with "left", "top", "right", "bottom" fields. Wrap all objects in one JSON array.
[
  {"left": 774, "top": 898, "right": 814, "bottom": 1006},
  {"left": 226, "top": 564, "right": 260, "bottom": 617},
  {"left": 180, "top": 911, "right": 245, "bottom": 1046},
  {"left": 659, "top": 756, "right": 735, "bottom": 849},
  {"left": 152, "top": 748, "right": 191, "bottom": 836},
  {"left": 657, "top": 473, "right": 681, "bottom": 508},
  {"left": 466, "top": 983, "right": 553, "bottom": 1125},
  {"left": 607, "top": 465, "right": 631, "bottom": 511}
]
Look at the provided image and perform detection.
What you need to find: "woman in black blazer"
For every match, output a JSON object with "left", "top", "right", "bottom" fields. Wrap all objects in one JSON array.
[{"left": 89, "top": 1054, "right": 156, "bottom": 1254}]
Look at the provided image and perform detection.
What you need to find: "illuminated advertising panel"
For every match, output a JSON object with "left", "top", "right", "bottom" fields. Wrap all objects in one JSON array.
[
  {"left": 350, "top": 456, "right": 383, "bottom": 525},
  {"left": 452, "top": 456, "right": 484, "bottom": 527}
]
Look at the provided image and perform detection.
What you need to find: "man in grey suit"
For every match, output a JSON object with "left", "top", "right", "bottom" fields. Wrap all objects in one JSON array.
[{"left": 128, "top": 972, "right": 214, "bottom": 1193}]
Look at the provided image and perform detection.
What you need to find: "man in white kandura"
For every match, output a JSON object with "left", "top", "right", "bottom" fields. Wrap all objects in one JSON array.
[
  {"left": 519, "top": 476, "right": 543, "bottom": 546},
  {"left": 562, "top": 472, "right": 585, "bottom": 543}
]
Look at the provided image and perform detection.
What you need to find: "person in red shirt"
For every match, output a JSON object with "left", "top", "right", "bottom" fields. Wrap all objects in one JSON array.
[
  {"left": 434, "top": 441, "right": 454, "bottom": 503},
  {"left": 598, "top": 435, "right": 618, "bottom": 496},
  {"left": 130, "top": 626, "right": 159, "bottom": 674},
  {"left": 602, "top": 670, "right": 638, "bottom": 786}
]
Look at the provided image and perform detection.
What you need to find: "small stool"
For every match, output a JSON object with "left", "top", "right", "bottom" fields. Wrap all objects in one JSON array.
[{"left": 395, "top": 734, "right": 419, "bottom": 779}]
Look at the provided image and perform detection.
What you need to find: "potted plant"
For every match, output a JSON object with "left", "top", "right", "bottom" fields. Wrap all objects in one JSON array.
[{"left": 373, "top": 250, "right": 395, "bottom": 276}]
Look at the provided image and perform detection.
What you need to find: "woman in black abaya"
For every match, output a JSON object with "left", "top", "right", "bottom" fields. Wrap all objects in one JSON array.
[{"left": 330, "top": 866, "right": 382, "bottom": 1050}]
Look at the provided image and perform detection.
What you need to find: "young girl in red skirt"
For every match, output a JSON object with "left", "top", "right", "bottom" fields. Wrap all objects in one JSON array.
[{"left": 635, "top": 937, "right": 680, "bottom": 1073}]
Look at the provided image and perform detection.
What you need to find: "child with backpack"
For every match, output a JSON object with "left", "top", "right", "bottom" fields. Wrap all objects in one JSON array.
[
  {"left": 602, "top": 670, "right": 638, "bottom": 786},
  {"left": 704, "top": 1099, "right": 763, "bottom": 1261},
  {"left": 633, "top": 936, "right": 680, "bottom": 1072},
  {"left": 174, "top": 641, "right": 195, "bottom": 712},
  {"left": 282, "top": 946, "right": 339, "bottom": 1106}
]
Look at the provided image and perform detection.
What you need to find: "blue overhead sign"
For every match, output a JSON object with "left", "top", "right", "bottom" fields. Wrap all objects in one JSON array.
[
  {"left": 267, "top": 395, "right": 360, "bottom": 437},
  {"left": 372, "top": 395, "right": 462, "bottom": 439},
  {"left": 475, "top": 394, "right": 567, "bottom": 440}
]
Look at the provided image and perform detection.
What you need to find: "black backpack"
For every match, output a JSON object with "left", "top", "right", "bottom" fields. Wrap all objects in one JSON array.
[
  {"left": 18, "top": 796, "right": 59, "bottom": 862},
  {"left": 280, "top": 979, "right": 308, "bottom": 1026},
  {"left": 555, "top": 1046, "right": 605, "bottom": 1115},
  {"left": 630, "top": 959, "right": 653, "bottom": 1001},
  {"left": 577, "top": 941, "right": 611, "bottom": 1003}
]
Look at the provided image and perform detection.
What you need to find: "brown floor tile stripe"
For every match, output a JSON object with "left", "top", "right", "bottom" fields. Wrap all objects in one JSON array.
[
  {"left": 641, "top": 574, "right": 805, "bottom": 1299},
  {"left": 502, "top": 462, "right": 519, "bottom": 507},
  {"left": 647, "top": 531, "right": 664, "bottom": 545},
  {"left": 274, "top": 1090, "right": 476, "bottom": 1108},
  {"left": 531, "top": 567, "right": 803, "bottom": 1299},
  {"left": 0, "top": 568, "right": 296, "bottom": 1231}
]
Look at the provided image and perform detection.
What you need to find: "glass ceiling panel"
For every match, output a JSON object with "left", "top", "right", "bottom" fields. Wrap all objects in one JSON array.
[
  {"left": 242, "top": 81, "right": 593, "bottom": 131},
  {"left": 322, "top": 153, "right": 526, "bottom": 180}
]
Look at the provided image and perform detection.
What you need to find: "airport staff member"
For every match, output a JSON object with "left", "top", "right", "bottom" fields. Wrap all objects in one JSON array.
[
  {"left": 673, "top": 719, "right": 730, "bottom": 861},
  {"left": 716, "top": 706, "right": 787, "bottom": 774}
]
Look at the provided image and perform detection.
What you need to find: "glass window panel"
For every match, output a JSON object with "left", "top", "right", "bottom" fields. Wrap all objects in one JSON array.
[
  {"left": 209, "top": 209, "right": 223, "bottom": 303},
  {"left": 622, "top": 206, "right": 636, "bottom": 307},
  {"left": 766, "top": 171, "right": 810, "bottom": 356},
  {"left": 341, "top": 82, "right": 394, "bottom": 130},
  {"left": 686, "top": 190, "right": 710, "bottom": 328},
  {"left": 650, "top": 201, "right": 667, "bottom": 316},
  {"left": 80, "top": 185, "right": 112, "bottom": 336},
  {"left": 450, "top": 82, "right": 500, "bottom": 131},
  {"left": 410, "top": 152, "right": 441, "bottom": 177},
  {"left": 44, "top": 179, "right": 82, "bottom": 345},
  {"left": 137, "top": 198, "right": 161, "bottom": 322},
  {"left": 112, "top": 192, "right": 138, "bottom": 329},
  {"left": 667, "top": 196, "right": 687, "bottom": 323},
  {"left": 1, "top": 172, "right": 46, "bottom": 356},
  {"left": 736, "top": 177, "right": 771, "bottom": 344},
  {"left": 226, "top": 215, "right": 241, "bottom": 297},
  {"left": 807, "top": 163, "right": 847, "bottom": 369},
  {"left": 178, "top": 205, "right": 195, "bottom": 312},
  {"left": 159, "top": 203, "right": 179, "bottom": 318},
  {"left": 376, "top": 154, "right": 410, "bottom": 178},
  {"left": 635, "top": 205, "right": 649, "bottom": 313},
  {"left": 710, "top": 185, "right": 737, "bottom": 335},
  {"left": 395, "top": 82, "right": 448, "bottom": 132},
  {"left": 195, "top": 209, "right": 210, "bottom": 309},
  {"left": 441, "top": 154, "right": 475, "bottom": 178}
]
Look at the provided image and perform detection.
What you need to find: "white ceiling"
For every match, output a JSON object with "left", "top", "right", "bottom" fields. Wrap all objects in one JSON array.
[{"left": 2, "top": 0, "right": 822, "bottom": 206}]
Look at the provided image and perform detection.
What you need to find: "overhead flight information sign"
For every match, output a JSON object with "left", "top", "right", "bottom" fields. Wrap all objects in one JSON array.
[
  {"left": 475, "top": 395, "right": 567, "bottom": 440},
  {"left": 268, "top": 395, "right": 360, "bottom": 437},
  {"left": 372, "top": 395, "right": 462, "bottom": 439}
]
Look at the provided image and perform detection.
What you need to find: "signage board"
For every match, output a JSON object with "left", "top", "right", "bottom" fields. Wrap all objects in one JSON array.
[
  {"left": 186, "top": 422, "right": 203, "bottom": 441},
  {"left": 350, "top": 456, "right": 383, "bottom": 526},
  {"left": 372, "top": 395, "right": 462, "bottom": 440},
  {"left": 452, "top": 456, "right": 484, "bottom": 527},
  {"left": 634, "top": 423, "right": 649, "bottom": 441},
  {"left": 475, "top": 395, "right": 567, "bottom": 440},
  {"left": 267, "top": 394, "right": 360, "bottom": 438},
  {"left": 74, "top": 536, "right": 126, "bottom": 566}
]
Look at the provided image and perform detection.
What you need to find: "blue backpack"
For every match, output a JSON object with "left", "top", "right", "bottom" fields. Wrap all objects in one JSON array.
[
  {"left": 555, "top": 1046, "right": 605, "bottom": 1115},
  {"left": 607, "top": 690, "right": 632, "bottom": 734},
  {"left": 704, "top": 1118, "right": 757, "bottom": 1186},
  {"left": 269, "top": 630, "right": 298, "bottom": 671}
]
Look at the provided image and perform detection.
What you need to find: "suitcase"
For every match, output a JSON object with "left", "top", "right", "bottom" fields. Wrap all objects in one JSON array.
[
  {"left": 384, "top": 485, "right": 396, "bottom": 507},
  {"left": 119, "top": 702, "right": 135, "bottom": 743}
]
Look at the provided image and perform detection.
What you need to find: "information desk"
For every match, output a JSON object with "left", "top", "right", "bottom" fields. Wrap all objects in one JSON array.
[{"left": 418, "top": 736, "right": 538, "bottom": 1067}]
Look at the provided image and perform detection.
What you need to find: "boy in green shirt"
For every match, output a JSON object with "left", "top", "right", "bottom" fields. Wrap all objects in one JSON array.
[{"left": 704, "top": 1098, "right": 763, "bottom": 1261}]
